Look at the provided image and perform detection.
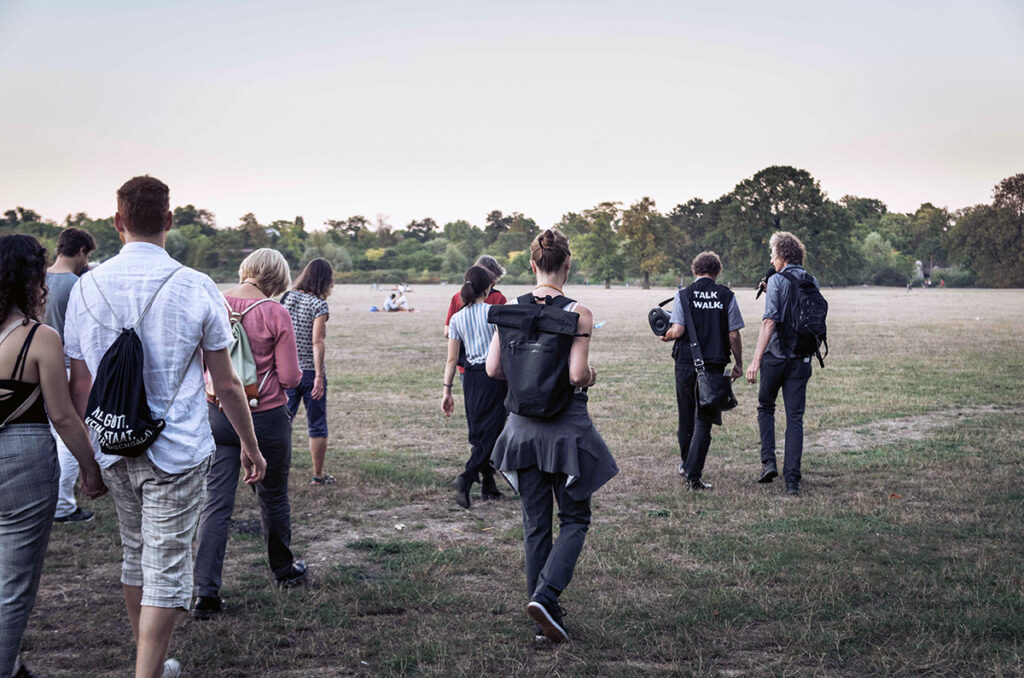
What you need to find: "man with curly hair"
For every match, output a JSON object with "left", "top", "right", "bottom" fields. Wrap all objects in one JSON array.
[{"left": 745, "top": 232, "right": 819, "bottom": 496}]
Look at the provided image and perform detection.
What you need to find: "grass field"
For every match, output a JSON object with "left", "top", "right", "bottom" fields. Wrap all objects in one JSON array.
[{"left": 24, "top": 284, "right": 1024, "bottom": 677}]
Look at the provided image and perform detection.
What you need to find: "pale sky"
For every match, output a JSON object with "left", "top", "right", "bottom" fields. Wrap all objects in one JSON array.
[{"left": 2, "top": 0, "right": 1022, "bottom": 230}]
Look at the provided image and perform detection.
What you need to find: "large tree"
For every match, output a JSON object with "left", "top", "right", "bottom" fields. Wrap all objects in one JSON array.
[
  {"left": 619, "top": 196, "right": 670, "bottom": 289},
  {"left": 948, "top": 174, "right": 1024, "bottom": 287},
  {"left": 575, "top": 203, "right": 625, "bottom": 288}
]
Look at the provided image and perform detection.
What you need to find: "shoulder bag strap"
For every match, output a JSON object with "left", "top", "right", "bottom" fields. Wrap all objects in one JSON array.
[
  {"left": 680, "top": 288, "right": 706, "bottom": 372},
  {"left": 157, "top": 346, "right": 199, "bottom": 420},
  {"left": 238, "top": 298, "right": 274, "bottom": 318},
  {"left": 0, "top": 317, "right": 25, "bottom": 350}
]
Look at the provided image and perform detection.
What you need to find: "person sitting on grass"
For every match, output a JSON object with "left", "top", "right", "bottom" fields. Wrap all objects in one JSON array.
[
  {"left": 441, "top": 265, "right": 508, "bottom": 508},
  {"left": 282, "top": 258, "right": 336, "bottom": 485},
  {"left": 192, "top": 248, "right": 307, "bottom": 621}
]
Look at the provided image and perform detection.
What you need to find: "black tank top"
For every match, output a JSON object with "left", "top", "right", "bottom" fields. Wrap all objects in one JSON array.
[{"left": 0, "top": 323, "right": 48, "bottom": 425}]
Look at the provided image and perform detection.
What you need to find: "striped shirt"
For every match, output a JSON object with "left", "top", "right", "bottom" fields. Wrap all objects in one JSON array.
[{"left": 448, "top": 302, "right": 495, "bottom": 365}]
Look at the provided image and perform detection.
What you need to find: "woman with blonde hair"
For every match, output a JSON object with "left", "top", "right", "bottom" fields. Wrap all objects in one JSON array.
[{"left": 193, "top": 248, "right": 305, "bottom": 618}]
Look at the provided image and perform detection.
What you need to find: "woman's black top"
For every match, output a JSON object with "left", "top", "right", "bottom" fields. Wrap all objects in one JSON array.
[{"left": 0, "top": 323, "right": 48, "bottom": 425}]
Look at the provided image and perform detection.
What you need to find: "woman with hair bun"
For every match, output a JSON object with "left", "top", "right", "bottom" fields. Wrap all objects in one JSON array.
[
  {"left": 486, "top": 228, "right": 617, "bottom": 643},
  {"left": 441, "top": 265, "right": 508, "bottom": 508}
]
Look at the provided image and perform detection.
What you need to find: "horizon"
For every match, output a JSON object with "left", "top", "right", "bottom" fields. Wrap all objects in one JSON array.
[{"left": 2, "top": 0, "right": 1022, "bottom": 230}]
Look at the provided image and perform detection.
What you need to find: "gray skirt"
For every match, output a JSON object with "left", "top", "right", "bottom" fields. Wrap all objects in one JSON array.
[{"left": 490, "top": 393, "right": 618, "bottom": 501}]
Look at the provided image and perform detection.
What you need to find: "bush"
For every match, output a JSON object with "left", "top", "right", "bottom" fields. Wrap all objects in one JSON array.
[{"left": 928, "top": 266, "right": 977, "bottom": 288}]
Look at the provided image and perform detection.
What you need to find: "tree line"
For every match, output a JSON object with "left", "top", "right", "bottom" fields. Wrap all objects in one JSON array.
[{"left": 4, "top": 166, "right": 1022, "bottom": 288}]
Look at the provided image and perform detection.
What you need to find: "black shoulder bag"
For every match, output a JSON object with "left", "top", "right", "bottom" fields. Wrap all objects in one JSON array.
[{"left": 681, "top": 288, "right": 738, "bottom": 413}]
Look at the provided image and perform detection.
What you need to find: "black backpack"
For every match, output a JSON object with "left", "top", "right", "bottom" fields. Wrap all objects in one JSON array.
[
  {"left": 778, "top": 270, "right": 829, "bottom": 367},
  {"left": 79, "top": 267, "right": 196, "bottom": 457},
  {"left": 487, "top": 293, "right": 587, "bottom": 418}
]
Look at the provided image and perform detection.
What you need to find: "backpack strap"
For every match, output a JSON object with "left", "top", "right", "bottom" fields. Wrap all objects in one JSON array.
[
  {"left": 680, "top": 288, "right": 707, "bottom": 372},
  {"left": 238, "top": 298, "right": 274, "bottom": 318},
  {"left": 134, "top": 267, "right": 185, "bottom": 330},
  {"left": 157, "top": 347, "right": 199, "bottom": 419}
]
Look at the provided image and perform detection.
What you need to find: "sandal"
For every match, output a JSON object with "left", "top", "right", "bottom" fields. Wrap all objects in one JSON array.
[{"left": 310, "top": 475, "right": 336, "bottom": 485}]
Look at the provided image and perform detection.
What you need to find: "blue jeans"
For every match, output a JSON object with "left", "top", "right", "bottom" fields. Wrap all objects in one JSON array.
[
  {"left": 286, "top": 370, "right": 328, "bottom": 438},
  {"left": 0, "top": 424, "right": 59, "bottom": 677}
]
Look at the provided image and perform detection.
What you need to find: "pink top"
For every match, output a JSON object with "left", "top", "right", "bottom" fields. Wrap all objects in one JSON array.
[{"left": 226, "top": 296, "right": 302, "bottom": 412}]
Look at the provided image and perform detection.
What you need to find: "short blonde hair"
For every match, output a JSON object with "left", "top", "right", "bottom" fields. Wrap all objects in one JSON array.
[{"left": 238, "top": 248, "right": 291, "bottom": 296}]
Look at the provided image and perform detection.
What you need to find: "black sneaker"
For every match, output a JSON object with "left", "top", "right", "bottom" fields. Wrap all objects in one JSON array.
[
  {"left": 533, "top": 624, "right": 546, "bottom": 641},
  {"left": 452, "top": 475, "right": 471, "bottom": 509},
  {"left": 54, "top": 507, "right": 94, "bottom": 523},
  {"left": 13, "top": 662, "right": 38, "bottom": 678},
  {"left": 677, "top": 461, "right": 687, "bottom": 477},
  {"left": 191, "top": 595, "right": 225, "bottom": 620},
  {"left": 276, "top": 560, "right": 308, "bottom": 588},
  {"left": 758, "top": 462, "right": 779, "bottom": 484},
  {"left": 786, "top": 482, "right": 801, "bottom": 496},
  {"left": 526, "top": 598, "right": 569, "bottom": 643},
  {"left": 689, "top": 479, "right": 712, "bottom": 491}
]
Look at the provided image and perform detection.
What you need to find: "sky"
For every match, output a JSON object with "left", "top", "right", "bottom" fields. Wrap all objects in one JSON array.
[{"left": 1, "top": 0, "right": 1022, "bottom": 231}]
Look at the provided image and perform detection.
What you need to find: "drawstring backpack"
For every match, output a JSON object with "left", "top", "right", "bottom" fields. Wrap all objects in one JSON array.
[{"left": 79, "top": 268, "right": 196, "bottom": 457}]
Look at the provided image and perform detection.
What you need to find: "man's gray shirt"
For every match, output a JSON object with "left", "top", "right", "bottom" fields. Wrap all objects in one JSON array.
[
  {"left": 45, "top": 271, "right": 79, "bottom": 367},
  {"left": 763, "top": 264, "right": 819, "bottom": 359}
]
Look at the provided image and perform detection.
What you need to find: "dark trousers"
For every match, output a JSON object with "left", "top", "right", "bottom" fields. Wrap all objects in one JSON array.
[
  {"left": 518, "top": 466, "right": 592, "bottom": 603},
  {"left": 675, "top": 361, "right": 719, "bottom": 482},
  {"left": 460, "top": 366, "right": 508, "bottom": 486},
  {"left": 194, "top": 404, "right": 295, "bottom": 596},
  {"left": 757, "top": 354, "right": 812, "bottom": 484}
]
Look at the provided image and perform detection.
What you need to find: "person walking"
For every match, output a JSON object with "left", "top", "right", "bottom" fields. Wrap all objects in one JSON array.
[
  {"left": 659, "top": 251, "right": 744, "bottom": 490},
  {"left": 441, "top": 265, "right": 508, "bottom": 507},
  {"left": 45, "top": 226, "right": 99, "bottom": 524},
  {"left": 281, "top": 258, "right": 335, "bottom": 485},
  {"left": 192, "top": 249, "right": 306, "bottom": 620},
  {"left": 65, "top": 176, "right": 266, "bottom": 678},
  {"left": 0, "top": 234, "right": 106, "bottom": 678},
  {"left": 746, "top": 231, "right": 819, "bottom": 495},
  {"left": 486, "top": 229, "right": 618, "bottom": 643}
]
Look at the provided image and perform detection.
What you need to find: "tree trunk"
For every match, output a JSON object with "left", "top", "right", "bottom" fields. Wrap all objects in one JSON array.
[
  {"left": 643, "top": 270, "right": 651, "bottom": 289},
  {"left": 604, "top": 277, "right": 611, "bottom": 289}
]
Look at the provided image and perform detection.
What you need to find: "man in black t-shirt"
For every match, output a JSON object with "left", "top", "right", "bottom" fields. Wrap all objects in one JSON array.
[{"left": 660, "top": 252, "right": 744, "bottom": 490}]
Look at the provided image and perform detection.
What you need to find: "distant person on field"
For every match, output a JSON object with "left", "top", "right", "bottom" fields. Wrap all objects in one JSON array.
[
  {"left": 383, "top": 290, "right": 413, "bottom": 312},
  {"left": 441, "top": 265, "right": 508, "bottom": 507},
  {"left": 659, "top": 251, "right": 744, "bottom": 490},
  {"left": 282, "top": 258, "right": 335, "bottom": 485},
  {"left": 65, "top": 176, "right": 266, "bottom": 678},
  {"left": 487, "top": 229, "right": 618, "bottom": 643},
  {"left": 45, "top": 226, "right": 100, "bottom": 524},
  {"left": 193, "top": 249, "right": 306, "bottom": 620},
  {"left": 0, "top": 234, "right": 106, "bottom": 678},
  {"left": 745, "top": 231, "right": 819, "bottom": 495}
]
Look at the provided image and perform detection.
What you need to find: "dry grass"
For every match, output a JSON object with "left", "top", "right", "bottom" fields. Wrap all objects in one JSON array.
[{"left": 24, "top": 284, "right": 1024, "bottom": 677}]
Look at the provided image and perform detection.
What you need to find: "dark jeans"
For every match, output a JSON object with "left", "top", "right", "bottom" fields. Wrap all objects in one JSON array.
[
  {"left": 675, "top": 361, "right": 721, "bottom": 482},
  {"left": 194, "top": 404, "right": 296, "bottom": 596},
  {"left": 286, "top": 370, "right": 328, "bottom": 438},
  {"left": 460, "top": 365, "right": 507, "bottom": 485},
  {"left": 518, "top": 465, "right": 591, "bottom": 603},
  {"left": 757, "top": 353, "right": 812, "bottom": 484}
]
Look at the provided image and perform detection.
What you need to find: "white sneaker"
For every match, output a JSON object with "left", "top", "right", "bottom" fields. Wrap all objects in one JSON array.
[{"left": 162, "top": 658, "right": 182, "bottom": 678}]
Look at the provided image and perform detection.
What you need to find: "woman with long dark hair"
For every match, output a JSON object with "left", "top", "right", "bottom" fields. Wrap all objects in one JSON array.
[
  {"left": 441, "top": 265, "right": 508, "bottom": 507},
  {"left": 486, "top": 229, "right": 617, "bottom": 643},
  {"left": 0, "top": 234, "right": 105, "bottom": 678},
  {"left": 282, "top": 258, "right": 335, "bottom": 484}
]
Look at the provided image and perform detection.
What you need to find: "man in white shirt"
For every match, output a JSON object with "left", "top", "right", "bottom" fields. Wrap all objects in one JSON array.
[{"left": 65, "top": 176, "right": 266, "bottom": 678}]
